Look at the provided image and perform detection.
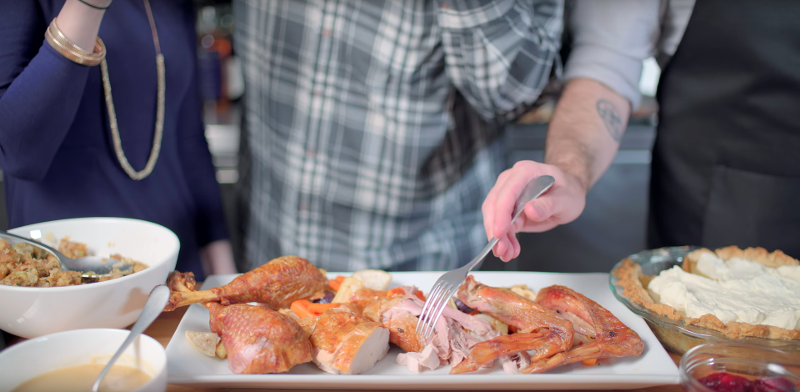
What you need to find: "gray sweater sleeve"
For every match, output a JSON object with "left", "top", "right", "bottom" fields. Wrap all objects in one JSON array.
[{"left": 564, "top": 0, "right": 663, "bottom": 110}]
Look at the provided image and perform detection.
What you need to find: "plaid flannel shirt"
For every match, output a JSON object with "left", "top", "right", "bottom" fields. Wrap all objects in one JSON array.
[{"left": 233, "top": 0, "right": 563, "bottom": 272}]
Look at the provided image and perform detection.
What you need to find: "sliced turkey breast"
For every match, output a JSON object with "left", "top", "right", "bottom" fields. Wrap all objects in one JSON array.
[{"left": 298, "top": 305, "right": 390, "bottom": 375}]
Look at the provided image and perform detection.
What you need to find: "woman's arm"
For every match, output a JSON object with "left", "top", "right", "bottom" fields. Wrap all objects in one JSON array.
[
  {"left": 52, "top": 0, "right": 109, "bottom": 51},
  {"left": 0, "top": 0, "right": 110, "bottom": 181},
  {"left": 176, "top": 2, "right": 236, "bottom": 275}
]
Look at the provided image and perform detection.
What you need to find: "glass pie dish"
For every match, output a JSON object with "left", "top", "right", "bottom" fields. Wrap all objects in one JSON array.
[{"left": 608, "top": 246, "right": 800, "bottom": 355}]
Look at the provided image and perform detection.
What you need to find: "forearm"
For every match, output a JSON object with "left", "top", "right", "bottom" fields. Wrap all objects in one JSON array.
[
  {"left": 179, "top": 134, "right": 230, "bottom": 246},
  {"left": 544, "top": 78, "right": 631, "bottom": 192},
  {"left": 174, "top": 4, "right": 230, "bottom": 249},
  {"left": 0, "top": 49, "right": 88, "bottom": 180},
  {"left": 0, "top": 0, "right": 109, "bottom": 180}
]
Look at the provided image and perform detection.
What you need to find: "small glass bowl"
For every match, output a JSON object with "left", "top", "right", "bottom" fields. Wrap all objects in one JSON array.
[
  {"left": 680, "top": 342, "right": 800, "bottom": 392},
  {"left": 608, "top": 246, "right": 800, "bottom": 355}
]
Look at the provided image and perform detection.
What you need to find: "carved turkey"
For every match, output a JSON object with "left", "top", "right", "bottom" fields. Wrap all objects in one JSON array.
[{"left": 298, "top": 305, "right": 390, "bottom": 375}]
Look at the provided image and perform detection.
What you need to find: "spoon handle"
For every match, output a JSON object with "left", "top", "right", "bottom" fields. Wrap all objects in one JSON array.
[
  {"left": 91, "top": 284, "right": 171, "bottom": 392},
  {"left": 0, "top": 229, "right": 62, "bottom": 260}
]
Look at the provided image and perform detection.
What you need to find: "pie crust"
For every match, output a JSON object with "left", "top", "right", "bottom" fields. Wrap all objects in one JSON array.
[{"left": 614, "top": 246, "right": 800, "bottom": 341}]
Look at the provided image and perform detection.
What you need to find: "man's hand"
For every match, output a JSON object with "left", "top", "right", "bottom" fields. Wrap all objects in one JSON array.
[
  {"left": 482, "top": 160, "right": 588, "bottom": 262},
  {"left": 483, "top": 78, "right": 632, "bottom": 262}
]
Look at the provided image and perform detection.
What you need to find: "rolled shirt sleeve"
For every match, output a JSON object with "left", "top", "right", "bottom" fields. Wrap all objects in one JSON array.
[
  {"left": 436, "top": 0, "right": 564, "bottom": 124},
  {"left": 564, "top": 0, "right": 662, "bottom": 110}
]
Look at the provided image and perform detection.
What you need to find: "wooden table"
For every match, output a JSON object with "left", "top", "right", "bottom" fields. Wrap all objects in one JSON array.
[{"left": 5, "top": 307, "right": 684, "bottom": 392}]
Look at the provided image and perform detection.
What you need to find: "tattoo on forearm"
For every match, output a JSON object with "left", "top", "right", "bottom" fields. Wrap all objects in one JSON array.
[{"left": 596, "top": 99, "right": 623, "bottom": 142}]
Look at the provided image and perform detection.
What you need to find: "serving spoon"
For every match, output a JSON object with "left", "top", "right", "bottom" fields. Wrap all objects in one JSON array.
[
  {"left": 0, "top": 229, "right": 132, "bottom": 280},
  {"left": 91, "top": 284, "right": 171, "bottom": 392}
]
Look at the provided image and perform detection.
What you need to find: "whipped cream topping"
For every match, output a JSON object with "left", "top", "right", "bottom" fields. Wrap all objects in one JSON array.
[{"left": 647, "top": 253, "right": 800, "bottom": 330}]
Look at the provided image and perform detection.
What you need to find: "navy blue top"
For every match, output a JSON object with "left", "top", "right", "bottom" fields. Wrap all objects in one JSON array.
[{"left": 0, "top": 0, "right": 229, "bottom": 281}]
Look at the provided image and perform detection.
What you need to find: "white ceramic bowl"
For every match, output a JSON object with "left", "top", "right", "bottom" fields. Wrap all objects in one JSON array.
[
  {"left": 0, "top": 328, "right": 167, "bottom": 392},
  {"left": 0, "top": 217, "right": 179, "bottom": 338}
]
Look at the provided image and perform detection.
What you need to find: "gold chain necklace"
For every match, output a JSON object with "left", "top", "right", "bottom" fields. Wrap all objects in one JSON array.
[{"left": 100, "top": 0, "right": 164, "bottom": 181}]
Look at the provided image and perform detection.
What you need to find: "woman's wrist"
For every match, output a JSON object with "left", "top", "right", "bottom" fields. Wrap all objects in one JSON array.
[
  {"left": 56, "top": 0, "right": 107, "bottom": 53},
  {"left": 45, "top": 19, "right": 106, "bottom": 66},
  {"left": 75, "top": 0, "right": 113, "bottom": 10}
]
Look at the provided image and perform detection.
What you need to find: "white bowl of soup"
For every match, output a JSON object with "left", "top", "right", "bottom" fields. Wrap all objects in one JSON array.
[
  {"left": 0, "top": 328, "right": 167, "bottom": 392},
  {"left": 0, "top": 217, "right": 179, "bottom": 338}
]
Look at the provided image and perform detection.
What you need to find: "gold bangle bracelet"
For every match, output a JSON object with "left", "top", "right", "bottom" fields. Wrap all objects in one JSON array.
[
  {"left": 47, "top": 18, "right": 105, "bottom": 63},
  {"left": 45, "top": 30, "right": 105, "bottom": 66},
  {"left": 44, "top": 18, "right": 105, "bottom": 66},
  {"left": 49, "top": 19, "right": 95, "bottom": 55}
]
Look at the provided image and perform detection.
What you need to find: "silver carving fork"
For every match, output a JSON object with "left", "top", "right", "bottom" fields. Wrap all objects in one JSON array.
[{"left": 414, "top": 175, "right": 555, "bottom": 342}]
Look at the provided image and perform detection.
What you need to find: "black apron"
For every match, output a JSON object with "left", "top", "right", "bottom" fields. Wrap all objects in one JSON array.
[{"left": 649, "top": 0, "right": 800, "bottom": 258}]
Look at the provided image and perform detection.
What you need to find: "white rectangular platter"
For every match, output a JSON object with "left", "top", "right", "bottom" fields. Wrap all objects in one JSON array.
[{"left": 165, "top": 271, "right": 680, "bottom": 390}]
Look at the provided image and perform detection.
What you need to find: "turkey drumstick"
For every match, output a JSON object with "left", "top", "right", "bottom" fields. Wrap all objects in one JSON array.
[
  {"left": 165, "top": 255, "right": 327, "bottom": 311},
  {"left": 166, "top": 261, "right": 314, "bottom": 374}
]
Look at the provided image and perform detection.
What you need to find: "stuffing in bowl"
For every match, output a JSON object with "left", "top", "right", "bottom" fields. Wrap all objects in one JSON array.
[
  {"left": 0, "top": 235, "right": 149, "bottom": 287},
  {"left": 0, "top": 217, "right": 179, "bottom": 338}
]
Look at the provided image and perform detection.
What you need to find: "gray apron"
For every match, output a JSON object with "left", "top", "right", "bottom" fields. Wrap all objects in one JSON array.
[{"left": 648, "top": 0, "right": 800, "bottom": 258}]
